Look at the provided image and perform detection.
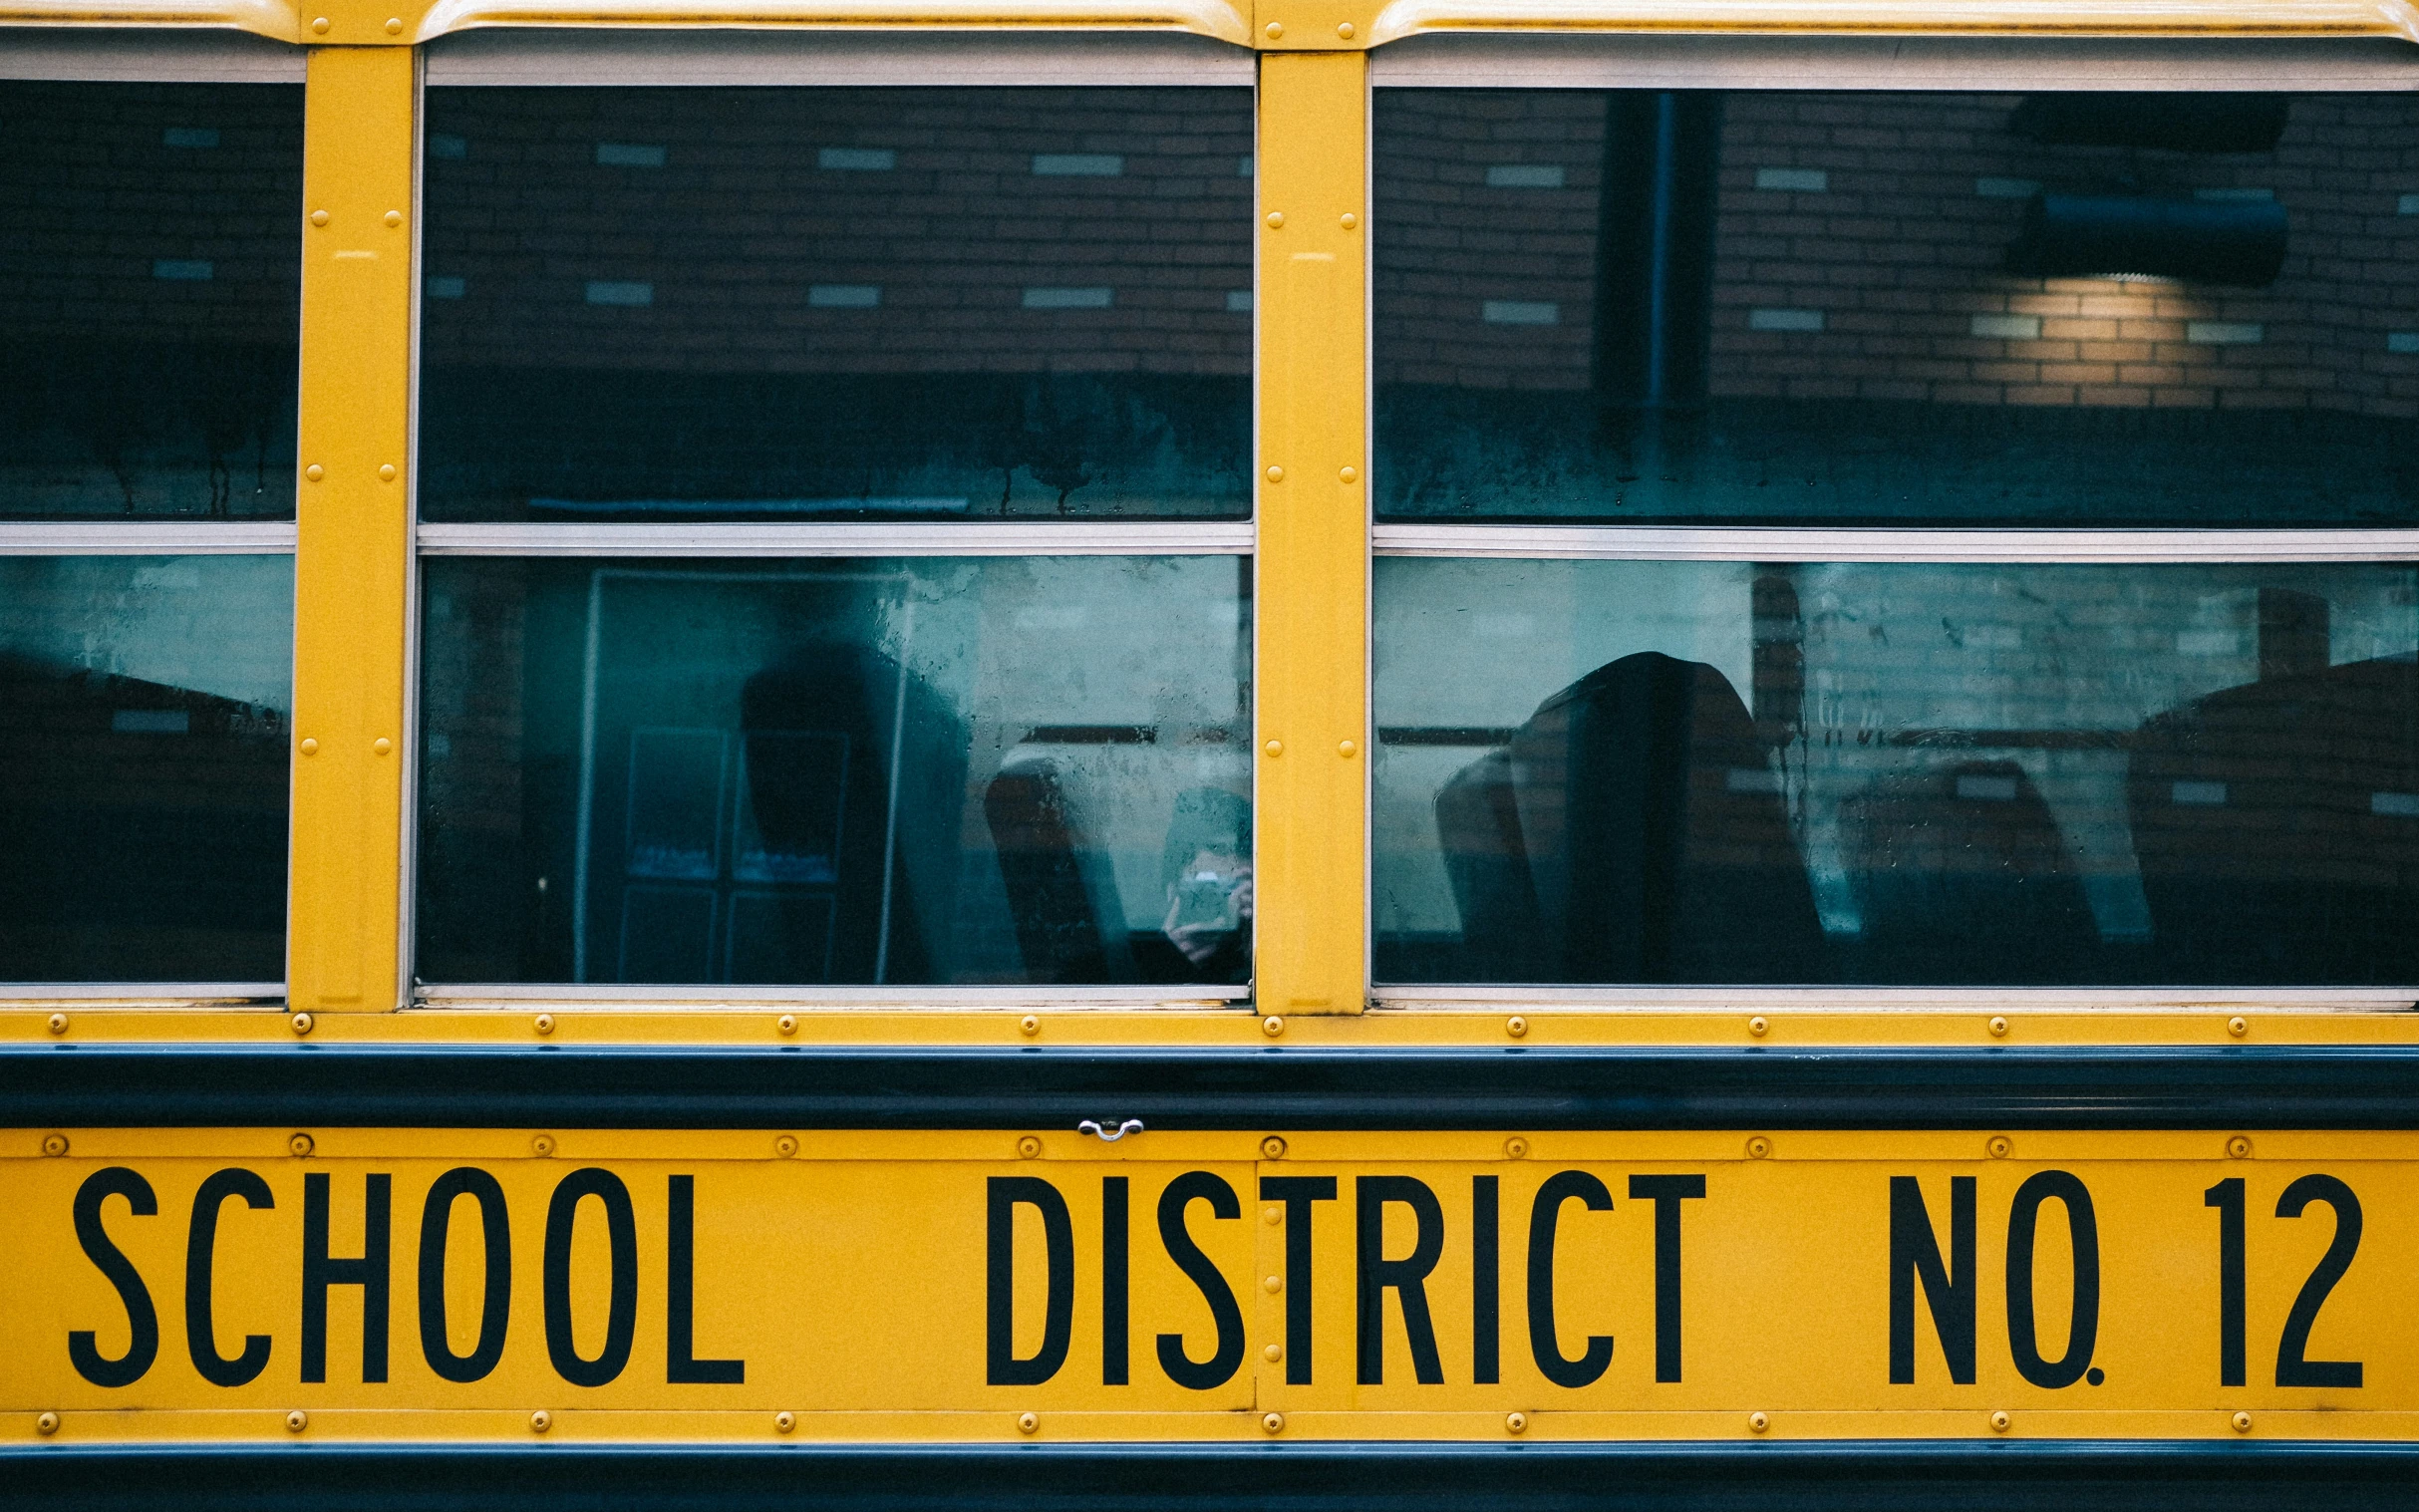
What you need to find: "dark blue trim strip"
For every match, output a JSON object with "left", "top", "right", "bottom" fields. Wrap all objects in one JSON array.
[
  {"left": 5, "top": 1441, "right": 2418, "bottom": 1512},
  {"left": 8, "top": 1044, "right": 2419, "bottom": 1129}
]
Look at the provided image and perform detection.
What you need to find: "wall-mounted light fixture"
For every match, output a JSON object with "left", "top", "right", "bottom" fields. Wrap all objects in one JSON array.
[{"left": 2004, "top": 193, "right": 2287, "bottom": 286}]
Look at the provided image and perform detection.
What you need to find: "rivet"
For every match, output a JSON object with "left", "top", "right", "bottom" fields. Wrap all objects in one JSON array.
[
  {"left": 290, "top": 1012, "right": 314, "bottom": 1037},
  {"left": 379, "top": 463, "right": 397, "bottom": 482},
  {"left": 1340, "top": 211, "right": 1359, "bottom": 228},
  {"left": 1748, "top": 1411, "right": 1769, "bottom": 1434},
  {"left": 1504, "top": 1136, "right": 1528, "bottom": 1159},
  {"left": 1265, "top": 211, "right": 1284, "bottom": 228},
  {"left": 529, "top": 1410, "right": 551, "bottom": 1433},
  {"left": 777, "top": 1014, "right": 797, "bottom": 1036},
  {"left": 1987, "top": 1016, "right": 2009, "bottom": 1038},
  {"left": 1266, "top": 464, "right": 1285, "bottom": 482},
  {"left": 42, "top": 1133, "right": 68, "bottom": 1157},
  {"left": 384, "top": 210, "right": 403, "bottom": 228},
  {"left": 1020, "top": 1014, "right": 1041, "bottom": 1037},
  {"left": 1338, "top": 740, "right": 1357, "bottom": 757},
  {"left": 1265, "top": 740, "right": 1283, "bottom": 756},
  {"left": 305, "top": 463, "right": 324, "bottom": 481},
  {"left": 1017, "top": 1412, "right": 1039, "bottom": 1435},
  {"left": 45, "top": 1013, "right": 67, "bottom": 1037},
  {"left": 1263, "top": 1016, "right": 1285, "bottom": 1038},
  {"left": 1262, "top": 1412, "right": 1285, "bottom": 1435},
  {"left": 2232, "top": 1410, "right": 2253, "bottom": 1433},
  {"left": 1987, "top": 1135, "right": 2011, "bottom": 1159},
  {"left": 1504, "top": 1411, "right": 1527, "bottom": 1434},
  {"left": 775, "top": 1411, "right": 796, "bottom": 1433},
  {"left": 1988, "top": 1410, "right": 2010, "bottom": 1434},
  {"left": 1336, "top": 20, "right": 1355, "bottom": 36},
  {"left": 1264, "top": 1205, "right": 1283, "bottom": 1225},
  {"left": 374, "top": 738, "right": 392, "bottom": 755},
  {"left": 776, "top": 1135, "right": 798, "bottom": 1157},
  {"left": 1340, "top": 465, "right": 1358, "bottom": 482},
  {"left": 300, "top": 738, "right": 319, "bottom": 755},
  {"left": 288, "top": 1132, "right": 315, "bottom": 1157},
  {"left": 1264, "top": 1343, "right": 1283, "bottom": 1362},
  {"left": 2228, "top": 1135, "right": 2253, "bottom": 1159},
  {"left": 2228, "top": 1016, "right": 2249, "bottom": 1038},
  {"left": 384, "top": 14, "right": 402, "bottom": 30},
  {"left": 310, "top": 14, "right": 329, "bottom": 29},
  {"left": 1747, "top": 1136, "right": 1771, "bottom": 1159},
  {"left": 1505, "top": 1016, "right": 1527, "bottom": 1039},
  {"left": 310, "top": 209, "right": 329, "bottom": 226},
  {"left": 36, "top": 1412, "right": 59, "bottom": 1435},
  {"left": 1264, "top": 1274, "right": 1284, "bottom": 1294},
  {"left": 533, "top": 1013, "right": 554, "bottom": 1036},
  {"left": 286, "top": 1409, "right": 309, "bottom": 1432},
  {"left": 532, "top": 1134, "right": 555, "bottom": 1157},
  {"left": 1261, "top": 1135, "right": 1288, "bottom": 1159},
  {"left": 1018, "top": 1135, "right": 1043, "bottom": 1159},
  {"left": 1747, "top": 1015, "right": 1768, "bottom": 1038},
  {"left": 1264, "top": 19, "right": 1283, "bottom": 35}
]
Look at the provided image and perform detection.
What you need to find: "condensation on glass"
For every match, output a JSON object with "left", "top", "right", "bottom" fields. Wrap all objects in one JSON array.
[
  {"left": 1374, "top": 90, "right": 2419, "bottom": 525},
  {"left": 416, "top": 556, "right": 1252, "bottom": 987},
  {"left": 0, "top": 555, "right": 293, "bottom": 980},
  {"left": 0, "top": 82, "right": 303, "bottom": 519},
  {"left": 417, "top": 88, "right": 1253, "bottom": 522},
  {"left": 1375, "top": 558, "right": 2419, "bottom": 987}
]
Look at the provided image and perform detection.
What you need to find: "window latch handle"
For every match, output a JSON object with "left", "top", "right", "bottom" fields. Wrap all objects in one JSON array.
[{"left": 1077, "top": 1118, "right": 1145, "bottom": 1142}]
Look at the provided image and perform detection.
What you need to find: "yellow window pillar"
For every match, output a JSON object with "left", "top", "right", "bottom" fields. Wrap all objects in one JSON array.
[
  {"left": 289, "top": 45, "right": 416, "bottom": 1012},
  {"left": 1254, "top": 51, "right": 1369, "bottom": 1015}
]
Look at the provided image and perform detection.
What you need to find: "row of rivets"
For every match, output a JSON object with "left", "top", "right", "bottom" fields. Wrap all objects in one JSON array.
[
  {"left": 1260, "top": 20, "right": 1359, "bottom": 38},
  {"left": 301, "top": 463, "right": 401, "bottom": 482},
  {"left": 308, "top": 16, "right": 407, "bottom": 32},
  {"left": 1260, "top": 739, "right": 1358, "bottom": 756}
]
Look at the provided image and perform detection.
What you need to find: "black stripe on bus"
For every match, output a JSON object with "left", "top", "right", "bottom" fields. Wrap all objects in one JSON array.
[{"left": 8, "top": 1044, "right": 2419, "bottom": 1129}]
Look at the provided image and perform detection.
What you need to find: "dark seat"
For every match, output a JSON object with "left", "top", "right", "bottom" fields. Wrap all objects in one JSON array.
[
  {"left": 2129, "top": 654, "right": 2419, "bottom": 985},
  {"left": 1435, "top": 652, "right": 1825, "bottom": 983},
  {"left": 983, "top": 755, "right": 1133, "bottom": 985}
]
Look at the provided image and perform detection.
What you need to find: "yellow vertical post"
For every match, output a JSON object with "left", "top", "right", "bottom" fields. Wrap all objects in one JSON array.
[
  {"left": 1254, "top": 51, "right": 1368, "bottom": 1015},
  {"left": 288, "top": 46, "right": 415, "bottom": 1012}
]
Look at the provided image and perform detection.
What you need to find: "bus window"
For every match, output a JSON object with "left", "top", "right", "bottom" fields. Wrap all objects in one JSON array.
[
  {"left": 1371, "top": 89, "right": 2419, "bottom": 988},
  {"left": 412, "top": 85, "right": 1254, "bottom": 992}
]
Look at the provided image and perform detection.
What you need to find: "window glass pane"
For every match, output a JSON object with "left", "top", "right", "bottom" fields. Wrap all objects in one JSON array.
[
  {"left": 0, "top": 82, "right": 302, "bottom": 519},
  {"left": 1375, "top": 557, "right": 2419, "bottom": 986},
  {"left": 0, "top": 554, "right": 292, "bottom": 980},
  {"left": 417, "top": 556, "right": 1252, "bottom": 986},
  {"left": 419, "top": 88, "right": 1253, "bottom": 523},
  {"left": 1374, "top": 90, "right": 2419, "bottom": 525}
]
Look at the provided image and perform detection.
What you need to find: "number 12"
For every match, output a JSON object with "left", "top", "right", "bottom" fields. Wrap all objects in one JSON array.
[{"left": 2205, "top": 1174, "right": 2364, "bottom": 1389}]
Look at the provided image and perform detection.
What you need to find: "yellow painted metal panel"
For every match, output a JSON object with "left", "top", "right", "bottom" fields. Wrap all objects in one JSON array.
[
  {"left": 8, "top": 1129, "right": 2419, "bottom": 1439},
  {"left": 1253, "top": 50, "right": 1368, "bottom": 1016},
  {"left": 288, "top": 46, "right": 416, "bottom": 1013},
  {"left": 1360, "top": 0, "right": 2419, "bottom": 46}
]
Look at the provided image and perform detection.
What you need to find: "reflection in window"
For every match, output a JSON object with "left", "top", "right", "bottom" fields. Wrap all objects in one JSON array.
[
  {"left": 0, "top": 83, "right": 302, "bottom": 518},
  {"left": 416, "top": 556, "right": 1252, "bottom": 986},
  {"left": 1374, "top": 91, "right": 2419, "bottom": 524},
  {"left": 1374, "top": 559, "right": 2419, "bottom": 986},
  {"left": 0, "top": 556, "right": 292, "bottom": 980},
  {"left": 418, "top": 88, "right": 1253, "bottom": 522}
]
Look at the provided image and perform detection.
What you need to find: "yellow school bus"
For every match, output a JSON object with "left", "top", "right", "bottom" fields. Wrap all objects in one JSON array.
[{"left": 7, "top": 0, "right": 2419, "bottom": 1502}]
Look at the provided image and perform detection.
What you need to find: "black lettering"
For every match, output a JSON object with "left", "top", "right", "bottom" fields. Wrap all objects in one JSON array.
[
  {"left": 1526, "top": 1170, "right": 1612, "bottom": 1389},
  {"left": 1260, "top": 1176, "right": 1336, "bottom": 1385},
  {"left": 1102, "top": 1176, "right": 1129, "bottom": 1386},
  {"left": 302, "top": 1172, "right": 391, "bottom": 1384},
  {"left": 2275, "top": 1174, "right": 2363, "bottom": 1389},
  {"left": 418, "top": 1167, "right": 510, "bottom": 1384},
  {"left": 666, "top": 1175, "right": 744, "bottom": 1384},
  {"left": 543, "top": 1168, "right": 637, "bottom": 1387},
  {"left": 1358, "top": 1176, "right": 1445, "bottom": 1386},
  {"left": 1472, "top": 1175, "right": 1500, "bottom": 1385},
  {"left": 68, "top": 1167, "right": 158, "bottom": 1387},
  {"left": 2004, "top": 1170, "right": 2099, "bottom": 1389},
  {"left": 1156, "top": 1171, "right": 1245, "bottom": 1390},
  {"left": 1629, "top": 1174, "right": 1706, "bottom": 1383},
  {"left": 2205, "top": 1177, "right": 2246, "bottom": 1387},
  {"left": 1888, "top": 1175, "right": 1973, "bottom": 1385},
  {"left": 185, "top": 1168, "right": 273, "bottom": 1386},
  {"left": 985, "top": 1175, "right": 1072, "bottom": 1386}
]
